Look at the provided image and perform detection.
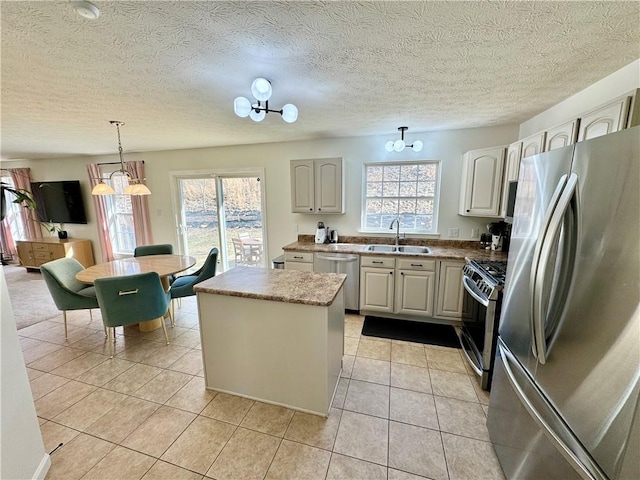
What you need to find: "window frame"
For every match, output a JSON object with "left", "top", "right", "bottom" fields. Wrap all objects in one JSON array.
[
  {"left": 97, "top": 168, "right": 136, "bottom": 256},
  {"left": 360, "top": 160, "right": 442, "bottom": 234}
]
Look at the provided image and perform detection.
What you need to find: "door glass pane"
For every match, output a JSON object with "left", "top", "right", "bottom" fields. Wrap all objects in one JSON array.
[
  {"left": 179, "top": 178, "right": 219, "bottom": 268},
  {"left": 220, "top": 177, "right": 264, "bottom": 268}
]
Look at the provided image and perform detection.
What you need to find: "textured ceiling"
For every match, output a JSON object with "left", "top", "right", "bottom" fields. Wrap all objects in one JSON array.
[{"left": 1, "top": 1, "right": 639, "bottom": 160}]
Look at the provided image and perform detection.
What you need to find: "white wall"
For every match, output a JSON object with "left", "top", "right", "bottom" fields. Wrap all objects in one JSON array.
[
  {"left": 519, "top": 59, "right": 640, "bottom": 138},
  {"left": 0, "top": 270, "right": 50, "bottom": 479},
  {"left": 9, "top": 125, "right": 517, "bottom": 263}
]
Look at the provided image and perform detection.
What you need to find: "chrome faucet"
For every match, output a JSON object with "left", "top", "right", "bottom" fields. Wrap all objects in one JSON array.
[{"left": 389, "top": 217, "right": 401, "bottom": 250}]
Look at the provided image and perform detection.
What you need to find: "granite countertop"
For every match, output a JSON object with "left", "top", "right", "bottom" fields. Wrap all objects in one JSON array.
[
  {"left": 194, "top": 266, "right": 346, "bottom": 306},
  {"left": 282, "top": 236, "right": 508, "bottom": 262}
]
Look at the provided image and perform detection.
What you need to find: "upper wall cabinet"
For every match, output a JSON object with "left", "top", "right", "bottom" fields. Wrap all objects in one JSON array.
[
  {"left": 545, "top": 119, "right": 579, "bottom": 151},
  {"left": 521, "top": 131, "right": 546, "bottom": 159},
  {"left": 459, "top": 146, "right": 505, "bottom": 218},
  {"left": 500, "top": 141, "right": 522, "bottom": 218},
  {"left": 577, "top": 94, "right": 632, "bottom": 142},
  {"left": 291, "top": 157, "right": 345, "bottom": 214}
]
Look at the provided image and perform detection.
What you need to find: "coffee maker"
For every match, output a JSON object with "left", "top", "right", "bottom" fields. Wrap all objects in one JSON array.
[{"left": 315, "top": 222, "right": 327, "bottom": 244}]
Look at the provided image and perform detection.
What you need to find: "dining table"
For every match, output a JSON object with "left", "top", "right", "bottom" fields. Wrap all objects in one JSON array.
[
  {"left": 240, "top": 237, "right": 263, "bottom": 264},
  {"left": 76, "top": 254, "right": 196, "bottom": 331}
]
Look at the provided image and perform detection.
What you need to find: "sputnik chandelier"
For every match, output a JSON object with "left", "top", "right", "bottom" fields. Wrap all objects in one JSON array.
[
  {"left": 234, "top": 78, "right": 298, "bottom": 123},
  {"left": 91, "top": 121, "right": 151, "bottom": 196},
  {"left": 385, "top": 127, "right": 423, "bottom": 153}
]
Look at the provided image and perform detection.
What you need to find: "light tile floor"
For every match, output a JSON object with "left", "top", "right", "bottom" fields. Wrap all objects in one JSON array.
[{"left": 20, "top": 298, "right": 505, "bottom": 480}]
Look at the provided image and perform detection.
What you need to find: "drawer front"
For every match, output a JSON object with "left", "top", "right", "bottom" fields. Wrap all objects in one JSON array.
[
  {"left": 361, "top": 256, "right": 395, "bottom": 268},
  {"left": 32, "top": 243, "right": 50, "bottom": 252},
  {"left": 34, "top": 250, "right": 52, "bottom": 261},
  {"left": 284, "top": 251, "right": 314, "bottom": 263},
  {"left": 397, "top": 258, "right": 436, "bottom": 271}
]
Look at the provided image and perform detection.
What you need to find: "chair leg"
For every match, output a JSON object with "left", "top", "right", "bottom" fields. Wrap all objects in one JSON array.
[
  {"left": 63, "top": 311, "right": 68, "bottom": 339},
  {"left": 160, "top": 317, "right": 170, "bottom": 345},
  {"left": 108, "top": 327, "right": 114, "bottom": 359}
]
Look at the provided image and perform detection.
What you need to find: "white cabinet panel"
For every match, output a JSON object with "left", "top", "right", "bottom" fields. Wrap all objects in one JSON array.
[
  {"left": 500, "top": 141, "right": 522, "bottom": 218},
  {"left": 360, "top": 266, "right": 394, "bottom": 313},
  {"left": 545, "top": 119, "right": 579, "bottom": 151},
  {"left": 435, "top": 260, "right": 464, "bottom": 319},
  {"left": 395, "top": 269, "right": 435, "bottom": 316},
  {"left": 459, "top": 146, "right": 506, "bottom": 217},
  {"left": 290, "top": 158, "right": 344, "bottom": 213},
  {"left": 578, "top": 95, "right": 631, "bottom": 141},
  {"left": 521, "top": 131, "right": 546, "bottom": 159}
]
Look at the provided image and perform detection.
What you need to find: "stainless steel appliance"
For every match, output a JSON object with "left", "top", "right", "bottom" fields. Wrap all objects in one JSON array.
[
  {"left": 487, "top": 127, "right": 640, "bottom": 479},
  {"left": 314, "top": 252, "right": 359, "bottom": 311},
  {"left": 459, "top": 259, "right": 507, "bottom": 390}
]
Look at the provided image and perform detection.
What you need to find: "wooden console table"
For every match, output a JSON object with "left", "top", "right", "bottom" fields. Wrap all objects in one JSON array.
[{"left": 16, "top": 238, "right": 94, "bottom": 270}]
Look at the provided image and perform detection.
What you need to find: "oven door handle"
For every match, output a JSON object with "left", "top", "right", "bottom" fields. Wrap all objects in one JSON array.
[{"left": 462, "top": 275, "right": 490, "bottom": 307}]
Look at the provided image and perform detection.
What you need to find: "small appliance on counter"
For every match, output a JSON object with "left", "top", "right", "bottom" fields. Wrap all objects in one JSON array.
[
  {"left": 486, "top": 221, "right": 510, "bottom": 252},
  {"left": 315, "top": 221, "right": 327, "bottom": 244},
  {"left": 329, "top": 229, "right": 338, "bottom": 243}
]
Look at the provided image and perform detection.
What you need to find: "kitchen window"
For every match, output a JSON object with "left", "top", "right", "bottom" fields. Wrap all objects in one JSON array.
[{"left": 361, "top": 160, "right": 441, "bottom": 234}]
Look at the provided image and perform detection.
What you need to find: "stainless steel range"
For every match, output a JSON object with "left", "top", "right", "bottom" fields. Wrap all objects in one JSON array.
[{"left": 458, "top": 258, "right": 507, "bottom": 390}]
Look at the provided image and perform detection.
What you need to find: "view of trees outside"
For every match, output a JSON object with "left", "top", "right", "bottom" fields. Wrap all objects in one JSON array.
[
  {"left": 180, "top": 176, "right": 264, "bottom": 268},
  {"left": 364, "top": 162, "right": 438, "bottom": 232}
]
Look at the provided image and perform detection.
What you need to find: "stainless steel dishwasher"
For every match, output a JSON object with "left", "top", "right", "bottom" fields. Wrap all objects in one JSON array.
[{"left": 314, "top": 253, "right": 360, "bottom": 311}]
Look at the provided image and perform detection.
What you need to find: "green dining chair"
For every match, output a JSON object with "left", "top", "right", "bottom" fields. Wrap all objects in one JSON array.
[
  {"left": 95, "top": 271, "right": 171, "bottom": 358},
  {"left": 134, "top": 243, "right": 175, "bottom": 283},
  {"left": 40, "top": 258, "right": 100, "bottom": 339},
  {"left": 133, "top": 243, "right": 173, "bottom": 257},
  {"left": 170, "top": 247, "right": 218, "bottom": 323}
]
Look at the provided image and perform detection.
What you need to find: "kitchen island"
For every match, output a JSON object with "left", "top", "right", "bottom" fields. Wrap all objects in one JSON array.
[{"left": 194, "top": 266, "right": 346, "bottom": 417}]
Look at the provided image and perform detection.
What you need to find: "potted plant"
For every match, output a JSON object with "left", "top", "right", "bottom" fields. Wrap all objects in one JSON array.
[{"left": 0, "top": 181, "right": 37, "bottom": 221}]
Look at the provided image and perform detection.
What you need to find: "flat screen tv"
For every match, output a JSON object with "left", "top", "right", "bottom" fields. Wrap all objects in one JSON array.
[{"left": 30, "top": 181, "right": 88, "bottom": 224}]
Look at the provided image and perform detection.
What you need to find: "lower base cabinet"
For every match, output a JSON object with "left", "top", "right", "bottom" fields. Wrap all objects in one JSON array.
[
  {"left": 359, "top": 257, "right": 463, "bottom": 321},
  {"left": 284, "top": 251, "right": 314, "bottom": 271},
  {"left": 434, "top": 260, "right": 465, "bottom": 318}
]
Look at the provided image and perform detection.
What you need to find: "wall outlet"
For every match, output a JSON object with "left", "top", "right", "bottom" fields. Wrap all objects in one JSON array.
[
  {"left": 471, "top": 228, "right": 480, "bottom": 239},
  {"left": 448, "top": 228, "right": 459, "bottom": 238}
]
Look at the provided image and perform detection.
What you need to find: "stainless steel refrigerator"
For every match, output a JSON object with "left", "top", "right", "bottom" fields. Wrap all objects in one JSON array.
[{"left": 487, "top": 126, "right": 640, "bottom": 479}]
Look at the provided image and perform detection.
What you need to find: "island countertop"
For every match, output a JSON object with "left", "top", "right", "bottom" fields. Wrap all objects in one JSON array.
[{"left": 194, "top": 266, "right": 346, "bottom": 307}]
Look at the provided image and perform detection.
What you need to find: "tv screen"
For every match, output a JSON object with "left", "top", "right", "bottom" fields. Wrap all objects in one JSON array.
[{"left": 30, "top": 181, "right": 88, "bottom": 224}]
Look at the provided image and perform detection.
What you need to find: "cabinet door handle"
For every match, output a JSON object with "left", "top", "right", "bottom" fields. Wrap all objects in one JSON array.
[
  {"left": 390, "top": 271, "right": 394, "bottom": 275},
  {"left": 400, "top": 272, "right": 404, "bottom": 275},
  {"left": 309, "top": 208, "right": 313, "bottom": 211},
  {"left": 410, "top": 263, "right": 423, "bottom": 267},
  {"left": 372, "top": 261, "right": 383, "bottom": 264},
  {"left": 293, "top": 256, "right": 303, "bottom": 259},
  {"left": 318, "top": 208, "right": 322, "bottom": 211}
]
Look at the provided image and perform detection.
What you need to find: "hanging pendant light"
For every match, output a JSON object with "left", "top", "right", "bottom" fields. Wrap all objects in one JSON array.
[
  {"left": 385, "top": 127, "right": 423, "bottom": 153},
  {"left": 92, "top": 121, "right": 151, "bottom": 196}
]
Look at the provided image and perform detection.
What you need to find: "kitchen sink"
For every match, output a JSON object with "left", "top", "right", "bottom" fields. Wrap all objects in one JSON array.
[
  {"left": 365, "top": 245, "right": 396, "bottom": 252},
  {"left": 365, "top": 245, "right": 430, "bottom": 254},
  {"left": 396, "top": 246, "right": 431, "bottom": 254}
]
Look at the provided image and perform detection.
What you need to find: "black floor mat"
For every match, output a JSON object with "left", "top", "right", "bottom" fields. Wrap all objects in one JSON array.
[{"left": 361, "top": 316, "right": 460, "bottom": 348}]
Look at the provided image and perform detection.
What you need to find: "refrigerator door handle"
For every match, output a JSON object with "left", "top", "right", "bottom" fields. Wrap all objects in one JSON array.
[
  {"left": 532, "top": 173, "right": 578, "bottom": 364},
  {"left": 498, "top": 342, "right": 607, "bottom": 480},
  {"left": 530, "top": 175, "right": 568, "bottom": 359}
]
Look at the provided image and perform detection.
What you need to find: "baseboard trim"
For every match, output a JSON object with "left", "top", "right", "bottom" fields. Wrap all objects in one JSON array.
[{"left": 33, "top": 454, "right": 51, "bottom": 480}]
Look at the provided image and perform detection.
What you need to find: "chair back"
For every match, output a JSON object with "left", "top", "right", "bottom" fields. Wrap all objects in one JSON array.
[
  {"left": 170, "top": 248, "right": 218, "bottom": 299},
  {"left": 134, "top": 244, "right": 173, "bottom": 257},
  {"left": 192, "top": 247, "right": 218, "bottom": 284},
  {"left": 238, "top": 232, "right": 251, "bottom": 239},
  {"left": 40, "top": 258, "right": 87, "bottom": 298},
  {"left": 232, "top": 238, "right": 245, "bottom": 261},
  {"left": 95, "top": 272, "right": 170, "bottom": 328}
]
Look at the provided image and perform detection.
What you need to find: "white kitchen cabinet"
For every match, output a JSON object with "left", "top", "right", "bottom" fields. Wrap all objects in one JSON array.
[
  {"left": 284, "top": 251, "right": 314, "bottom": 271},
  {"left": 434, "top": 260, "right": 464, "bottom": 319},
  {"left": 521, "top": 131, "right": 546, "bottom": 159},
  {"left": 359, "top": 256, "right": 395, "bottom": 313},
  {"left": 290, "top": 157, "right": 344, "bottom": 213},
  {"left": 500, "top": 141, "right": 522, "bottom": 218},
  {"left": 459, "top": 146, "right": 506, "bottom": 217},
  {"left": 577, "top": 95, "right": 631, "bottom": 141},
  {"left": 545, "top": 119, "right": 579, "bottom": 151},
  {"left": 395, "top": 258, "right": 436, "bottom": 316}
]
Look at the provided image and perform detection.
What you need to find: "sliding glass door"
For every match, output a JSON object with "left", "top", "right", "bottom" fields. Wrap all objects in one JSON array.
[{"left": 171, "top": 169, "right": 267, "bottom": 271}]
